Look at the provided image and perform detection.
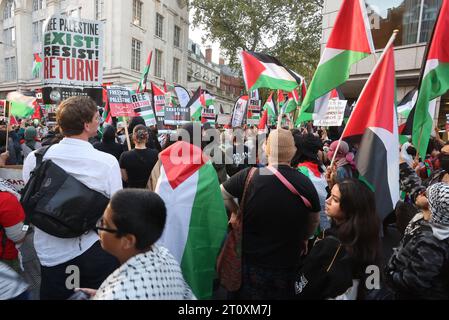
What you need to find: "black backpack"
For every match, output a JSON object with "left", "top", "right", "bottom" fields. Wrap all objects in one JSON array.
[{"left": 20, "top": 146, "right": 110, "bottom": 238}]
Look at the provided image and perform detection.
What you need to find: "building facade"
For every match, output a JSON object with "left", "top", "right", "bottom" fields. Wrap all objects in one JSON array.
[
  {"left": 187, "top": 39, "right": 243, "bottom": 114},
  {"left": 0, "top": 0, "right": 189, "bottom": 97},
  {"left": 322, "top": 0, "right": 447, "bottom": 130}
]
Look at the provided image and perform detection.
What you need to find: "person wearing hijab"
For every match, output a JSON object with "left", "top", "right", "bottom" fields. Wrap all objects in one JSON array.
[
  {"left": 385, "top": 182, "right": 449, "bottom": 299},
  {"left": 21, "top": 126, "right": 42, "bottom": 161},
  {"left": 326, "top": 140, "right": 356, "bottom": 183}
]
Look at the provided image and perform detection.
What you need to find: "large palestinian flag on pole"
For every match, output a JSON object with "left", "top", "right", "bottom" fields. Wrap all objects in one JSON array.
[
  {"left": 297, "top": 0, "right": 374, "bottom": 124},
  {"left": 409, "top": 0, "right": 449, "bottom": 159},
  {"left": 341, "top": 36, "right": 399, "bottom": 221},
  {"left": 240, "top": 51, "right": 302, "bottom": 92},
  {"left": 155, "top": 141, "right": 228, "bottom": 299},
  {"left": 137, "top": 51, "right": 153, "bottom": 92}
]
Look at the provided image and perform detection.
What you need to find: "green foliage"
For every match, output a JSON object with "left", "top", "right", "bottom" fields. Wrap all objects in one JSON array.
[{"left": 190, "top": 0, "right": 323, "bottom": 84}]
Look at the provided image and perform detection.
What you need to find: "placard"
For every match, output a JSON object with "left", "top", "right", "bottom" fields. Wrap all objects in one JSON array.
[
  {"left": 107, "top": 86, "right": 136, "bottom": 117},
  {"left": 313, "top": 99, "right": 347, "bottom": 127}
]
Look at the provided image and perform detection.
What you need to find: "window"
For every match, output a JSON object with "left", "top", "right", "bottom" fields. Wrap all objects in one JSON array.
[
  {"left": 32, "top": 20, "right": 44, "bottom": 44},
  {"left": 155, "top": 13, "right": 164, "bottom": 38},
  {"left": 154, "top": 49, "right": 162, "bottom": 78},
  {"left": 3, "top": 0, "right": 14, "bottom": 19},
  {"left": 3, "top": 27, "right": 15, "bottom": 46},
  {"left": 131, "top": 38, "right": 142, "bottom": 71},
  {"left": 5, "top": 57, "right": 17, "bottom": 81},
  {"left": 366, "top": 0, "right": 442, "bottom": 48},
  {"left": 172, "top": 58, "right": 179, "bottom": 83},
  {"left": 174, "top": 25, "right": 181, "bottom": 47},
  {"left": 132, "top": 0, "right": 142, "bottom": 26},
  {"left": 33, "top": 0, "right": 45, "bottom": 11},
  {"left": 95, "top": 0, "right": 104, "bottom": 20}
]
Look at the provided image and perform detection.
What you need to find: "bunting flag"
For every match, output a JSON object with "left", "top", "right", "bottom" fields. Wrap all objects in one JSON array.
[
  {"left": 409, "top": 0, "right": 449, "bottom": 158},
  {"left": 240, "top": 51, "right": 302, "bottom": 92},
  {"left": 137, "top": 51, "right": 153, "bottom": 93},
  {"left": 297, "top": 0, "right": 374, "bottom": 124},
  {"left": 155, "top": 141, "right": 228, "bottom": 299},
  {"left": 32, "top": 53, "right": 43, "bottom": 78},
  {"left": 186, "top": 87, "right": 204, "bottom": 121},
  {"left": 341, "top": 38, "right": 399, "bottom": 221},
  {"left": 6, "top": 92, "right": 37, "bottom": 118}
]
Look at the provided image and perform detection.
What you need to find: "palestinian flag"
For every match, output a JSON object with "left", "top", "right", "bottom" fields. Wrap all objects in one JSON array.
[
  {"left": 137, "top": 51, "right": 153, "bottom": 92},
  {"left": 397, "top": 88, "right": 418, "bottom": 143},
  {"left": 409, "top": 0, "right": 449, "bottom": 158},
  {"left": 240, "top": 51, "right": 302, "bottom": 92},
  {"left": 297, "top": 0, "right": 374, "bottom": 124},
  {"left": 262, "top": 92, "right": 277, "bottom": 124},
  {"left": 284, "top": 88, "right": 300, "bottom": 113},
  {"left": 7, "top": 91, "right": 37, "bottom": 118},
  {"left": 186, "top": 87, "right": 204, "bottom": 121},
  {"left": 258, "top": 108, "right": 268, "bottom": 134},
  {"left": 341, "top": 40, "right": 399, "bottom": 221},
  {"left": 151, "top": 82, "right": 166, "bottom": 116},
  {"left": 155, "top": 141, "right": 228, "bottom": 299},
  {"left": 32, "top": 53, "right": 42, "bottom": 78}
]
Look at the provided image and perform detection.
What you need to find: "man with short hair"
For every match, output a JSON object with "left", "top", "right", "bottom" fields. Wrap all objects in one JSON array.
[{"left": 23, "top": 96, "right": 122, "bottom": 300}]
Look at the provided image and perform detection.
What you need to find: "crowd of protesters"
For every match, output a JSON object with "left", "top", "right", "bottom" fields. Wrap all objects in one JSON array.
[{"left": 1, "top": 95, "right": 449, "bottom": 300}]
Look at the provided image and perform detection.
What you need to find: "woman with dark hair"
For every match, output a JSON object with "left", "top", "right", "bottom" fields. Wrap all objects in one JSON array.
[
  {"left": 127, "top": 116, "right": 161, "bottom": 151},
  {"left": 93, "top": 125, "right": 123, "bottom": 161},
  {"left": 119, "top": 125, "right": 158, "bottom": 188},
  {"left": 76, "top": 189, "right": 194, "bottom": 300},
  {"left": 292, "top": 132, "right": 329, "bottom": 231},
  {"left": 295, "top": 178, "right": 381, "bottom": 300}
]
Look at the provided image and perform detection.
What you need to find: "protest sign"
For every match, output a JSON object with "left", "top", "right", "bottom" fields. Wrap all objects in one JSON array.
[
  {"left": 247, "top": 97, "right": 261, "bottom": 126},
  {"left": 0, "top": 166, "right": 25, "bottom": 192},
  {"left": 231, "top": 96, "right": 248, "bottom": 128},
  {"left": 164, "top": 106, "right": 191, "bottom": 125},
  {"left": 201, "top": 107, "right": 216, "bottom": 125},
  {"left": 217, "top": 114, "right": 232, "bottom": 126},
  {"left": 313, "top": 99, "right": 347, "bottom": 127},
  {"left": 43, "top": 15, "right": 104, "bottom": 104},
  {"left": 107, "top": 86, "right": 136, "bottom": 117},
  {"left": 132, "top": 92, "right": 156, "bottom": 126}
]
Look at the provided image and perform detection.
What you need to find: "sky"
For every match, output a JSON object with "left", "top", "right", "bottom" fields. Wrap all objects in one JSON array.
[{"left": 189, "top": 11, "right": 222, "bottom": 64}]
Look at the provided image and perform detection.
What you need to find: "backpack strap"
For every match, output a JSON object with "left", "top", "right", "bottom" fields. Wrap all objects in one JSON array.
[
  {"left": 267, "top": 166, "right": 312, "bottom": 209},
  {"left": 34, "top": 145, "right": 52, "bottom": 167}
]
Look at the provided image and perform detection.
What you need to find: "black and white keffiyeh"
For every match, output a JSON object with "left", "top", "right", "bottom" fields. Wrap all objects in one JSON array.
[
  {"left": 93, "top": 245, "right": 196, "bottom": 300},
  {"left": 428, "top": 182, "right": 449, "bottom": 240},
  {"left": 0, "top": 178, "right": 20, "bottom": 200}
]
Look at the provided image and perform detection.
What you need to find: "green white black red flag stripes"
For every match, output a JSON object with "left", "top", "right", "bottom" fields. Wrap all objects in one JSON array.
[
  {"left": 155, "top": 141, "right": 228, "bottom": 299},
  {"left": 6, "top": 91, "right": 37, "bottom": 118},
  {"left": 32, "top": 53, "right": 43, "bottom": 78},
  {"left": 186, "top": 87, "right": 204, "bottom": 121},
  {"left": 137, "top": 51, "right": 153, "bottom": 93},
  {"left": 262, "top": 92, "right": 277, "bottom": 124},
  {"left": 341, "top": 39, "right": 399, "bottom": 221},
  {"left": 410, "top": 0, "right": 449, "bottom": 158},
  {"left": 240, "top": 51, "right": 302, "bottom": 92},
  {"left": 297, "top": 0, "right": 374, "bottom": 124}
]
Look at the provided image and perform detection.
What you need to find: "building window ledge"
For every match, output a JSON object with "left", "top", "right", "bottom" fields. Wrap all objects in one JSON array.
[
  {"left": 130, "top": 23, "right": 146, "bottom": 32},
  {"left": 154, "top": 35, "right": 166, "bottom": 43}
]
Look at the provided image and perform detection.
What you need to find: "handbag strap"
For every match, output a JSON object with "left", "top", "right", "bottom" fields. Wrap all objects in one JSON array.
[
  {"left": 266, "top": 166, "right": 312, "bottom": 209},
  {"left": 238, "top": 167, "right": 257, "bottom": 214}
]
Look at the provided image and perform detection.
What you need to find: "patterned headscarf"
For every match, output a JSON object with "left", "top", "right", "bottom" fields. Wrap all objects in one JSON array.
[
  {"left": 0, "top": 178, "right": 20, "bottom": 200},
  {"left": 428, "top": 182, "right": 449, "bottom": 227}
]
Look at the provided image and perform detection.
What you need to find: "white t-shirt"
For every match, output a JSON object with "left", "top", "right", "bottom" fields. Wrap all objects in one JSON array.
[{"left": 22, "top": 138, "right": 123, "bottom": 267}]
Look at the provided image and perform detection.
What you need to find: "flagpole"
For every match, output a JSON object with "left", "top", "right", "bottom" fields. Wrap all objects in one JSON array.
[
  {"left": 5, "top": 101, "right": 10, "bottom": 153},
  {"left": 123, "top": 117, "right": 132, "bottom": 151},
  {"left": 329, "top": 30, "right": 399, "bottom": 168}
]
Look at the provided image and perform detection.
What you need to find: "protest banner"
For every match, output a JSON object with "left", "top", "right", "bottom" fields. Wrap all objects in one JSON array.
[
  {"left": 231, "top": 96, "right": 248, "bottom": 128},
  {"left": 201, "top": 107, "right": 216, "bottom": 125},
  {"left": 313, "top": 99, "right": 347, "bottom": 127},
  {"left": 217, "top": 114, "right": 232, "bottom": 126},
  {"left": 131, "top": 92, "right": 156, "bottom": 126},
  {"left": 164, "top": 106, "right": 191, "bottom": 125},
  {"left": 107, "top": 86, "right": 136, "bottom": 117},
  {"left": 174, "top": 85, "right": 191, "bottom": 108},
  {"left": 0, "top": 166, "right": 25, "bottom": 192},
  {"left": 43, "top": 15, "right": 104, "bottom": 105},
  {"left": 247, "top": 96, "right": 261, "bottom": 126}
]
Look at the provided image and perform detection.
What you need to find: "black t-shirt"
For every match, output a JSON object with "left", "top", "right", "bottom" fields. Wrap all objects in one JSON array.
[
  {"left": 94, "top": 142, "right": 124, "bottom": 161},
  {"left": 119, "top": 148, "right": 158, "bottom": 188},
  {"left": 222, "top": 165, "right": 321, "bottom": 268},
  {"left": 225, "top": 144, "right": 252, "bottom": 177}
]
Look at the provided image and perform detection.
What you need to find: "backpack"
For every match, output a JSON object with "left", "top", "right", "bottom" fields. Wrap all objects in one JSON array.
[{"left": 20, "top": 146, "right": 110, "bottom": 238}]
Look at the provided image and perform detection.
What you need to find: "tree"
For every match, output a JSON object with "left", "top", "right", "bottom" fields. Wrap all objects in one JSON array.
[{"left": 190, "top": 0, "right": 323, "bottom": 84}]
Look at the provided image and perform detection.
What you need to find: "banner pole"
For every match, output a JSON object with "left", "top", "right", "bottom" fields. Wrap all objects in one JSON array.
[{"left": 123, "top": 116, "right": 132, "bottom": 151}]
